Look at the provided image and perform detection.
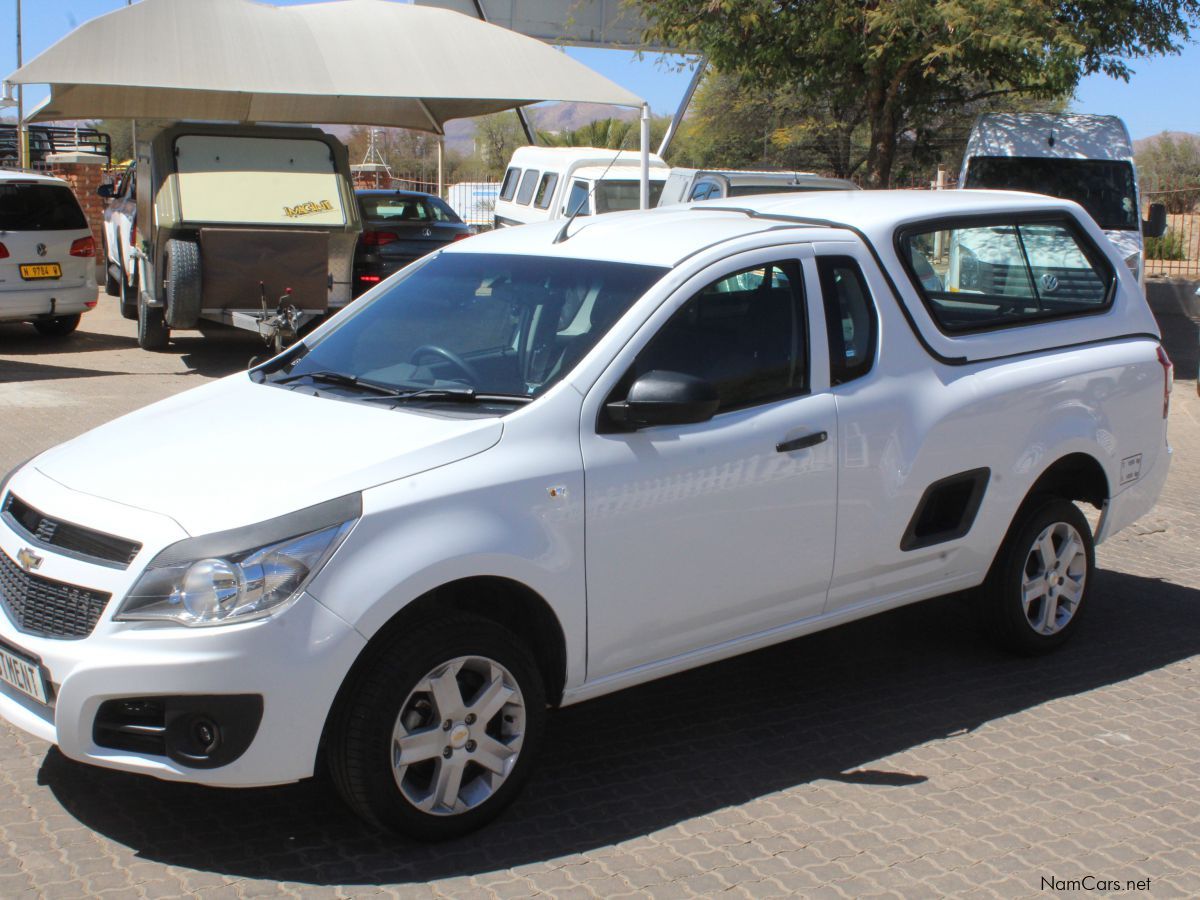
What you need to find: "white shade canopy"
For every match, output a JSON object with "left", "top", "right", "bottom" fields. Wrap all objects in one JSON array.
[{"left": 7, "top": 0, "right": 646, "bottom": 132}]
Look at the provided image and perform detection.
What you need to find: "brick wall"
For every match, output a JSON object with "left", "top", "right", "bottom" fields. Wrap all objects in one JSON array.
[{"left": 45, "top": 153, "right": 107, "bottom": 279}]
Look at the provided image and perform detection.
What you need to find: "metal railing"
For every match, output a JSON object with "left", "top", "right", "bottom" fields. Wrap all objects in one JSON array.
[{"left": 0, "top": 124, "right": 112, "bottom": 169}]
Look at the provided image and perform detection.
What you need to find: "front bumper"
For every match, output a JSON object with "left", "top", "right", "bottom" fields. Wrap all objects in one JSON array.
[
  {"left": 0, "top": 590, "right": 365, "bottom": 786},
  {"left": 0, "top": 469, "right": 367, "bottom": 787}
]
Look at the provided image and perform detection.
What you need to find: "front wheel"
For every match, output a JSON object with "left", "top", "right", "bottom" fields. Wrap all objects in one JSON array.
[
  {"left": 119, "top": 264, "right": 138, "bottom": 320},
  {"left": 328, "top": 615, "right": 546, "bottom": 839},
  {"left": 981, "top": 497, "right": 1095, "bottom": 655}
]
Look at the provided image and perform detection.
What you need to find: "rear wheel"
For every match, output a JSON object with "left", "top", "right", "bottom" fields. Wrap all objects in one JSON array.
[
  {"left": 328, "top": 614, "right": 546, "bottom": 839},
  {"left": 981, "top": 497, "right": 1094, "bottom": 655},
  {"left": 137, "top": 290, "right": 170, "bottom": 351},
  {"left": 33, "top": 315, "right": 81, "bottom": 338}
]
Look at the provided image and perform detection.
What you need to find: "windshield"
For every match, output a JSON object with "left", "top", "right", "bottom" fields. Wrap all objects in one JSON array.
[
  {"left": 269, "top": 251, "right": 666, "bottom": 407},
  {"left": 964, "top": 157, "right": 1138, "bottom": 231},
  {"left": 594, "top": 180, "right": 666, "bottom": 214}
]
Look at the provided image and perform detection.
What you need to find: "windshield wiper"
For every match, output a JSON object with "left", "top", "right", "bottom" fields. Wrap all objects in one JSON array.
[
  {"left": 270, "top": 370, "right": 404, "bottom": 397},
  {"left": 270, "top": 371, "right": 531, "bottom": 405},
  {"left": 357, "top": 388, "right": 533, "bottom": 405}
]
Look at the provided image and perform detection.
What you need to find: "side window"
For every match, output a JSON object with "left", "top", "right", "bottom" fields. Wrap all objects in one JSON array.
[
  {"left": 628, "top": 261, "right": 807, "bottom": 412},
  {"left": 515, "top": 169, "right": 540, "bottom": 206},
  {"left": 534, "top": 172, "right": 559, "bottom": 210},
  {"left": 498, "top": 167, "right": 521, "bottom": 202},
  {"left": 565, "top": 180, "right": 590, "bottom": 217},
  {"left": 690, "top": 183, "right": 713, "bottom": 202},
  {"left": 899, "top": 218, "right": 1114, "bottom": 333},
  {"left": 816, "top": 256, "right": 877, "bottom": 385}
]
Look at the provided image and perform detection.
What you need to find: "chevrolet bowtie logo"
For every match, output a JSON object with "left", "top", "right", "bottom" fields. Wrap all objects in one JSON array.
[{"left": 16, "top": 547, "right": 43, "bottom": 573}]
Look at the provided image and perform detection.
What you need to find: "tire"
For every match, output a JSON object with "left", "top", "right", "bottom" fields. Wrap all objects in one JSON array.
[
  {"left": 137, "top": 290, "right": 170, "bottom": 351},
  {"left": 981, "top": 497, "right": 1095, "bottom": 655},
  {"left": 33, "top": 315, "right": 81, "bottom": 338},
  {"left": 328, "top": 614, "right": 546, "bottom": 839},
  {"left": 102, "top": 238, "right": 120, "bottom": 297},
  {"left": 164, "top": 238, "right": 202, "bottom": 329},
  {"left": 119, "top": 264, "right": 138, "bottom": 321}
]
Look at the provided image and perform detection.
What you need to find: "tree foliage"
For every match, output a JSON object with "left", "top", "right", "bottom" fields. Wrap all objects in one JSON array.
[
  {"left": 1136, "top": 132, "right": 1200, "bottom": 212},
  {"left": 638, "top": 0, "right": 1200, "bottom": 186}
]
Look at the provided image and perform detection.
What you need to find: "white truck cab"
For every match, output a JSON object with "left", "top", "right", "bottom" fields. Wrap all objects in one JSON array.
[
  {"left": 493, "top": 146, "right": 670, "bottom": 227},
  {"left": 0, "top": 190, "right": 1171, "bottom": 841},
  {"left": 959, "top": 113, "right": 1167, "bottom": 286},
  {"left": 658, "top": 168, "right": 859, "bottom": 205}
]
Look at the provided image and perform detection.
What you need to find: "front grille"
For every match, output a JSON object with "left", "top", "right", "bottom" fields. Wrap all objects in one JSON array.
[
  {"left": 3, "top": 493, "right": 141, "bottom": 568},
  {"left": 0, "top": 548, "right": 111, "bottom": 639}
]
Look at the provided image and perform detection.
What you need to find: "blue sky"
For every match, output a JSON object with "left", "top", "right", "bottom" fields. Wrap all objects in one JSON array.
[{"left": 3, "top": 0, "right": 1197, "bottom": 138}]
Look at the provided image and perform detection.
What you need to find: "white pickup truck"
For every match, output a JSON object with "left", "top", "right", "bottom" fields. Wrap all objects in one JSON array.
[
  {"left": 0, "top": 190, "right": 1170, "bottom": 839},
  {"left": 98, "top": 163, "right": 137, "bottom": 319}
]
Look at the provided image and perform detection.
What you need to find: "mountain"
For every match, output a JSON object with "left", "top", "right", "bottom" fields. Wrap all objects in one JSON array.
[{"left": 1133, "top": 131, "right": 1200, "bottom": 153}]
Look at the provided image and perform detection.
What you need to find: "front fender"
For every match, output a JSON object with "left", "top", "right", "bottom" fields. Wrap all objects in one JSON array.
[{"left": 305, "top": 428, "right": 587, "bottom": 691}]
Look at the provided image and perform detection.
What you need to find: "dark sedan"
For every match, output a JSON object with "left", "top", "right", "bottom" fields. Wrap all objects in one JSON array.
[{"left": 352, "top": 190, "right": 472, "bottom": 296}]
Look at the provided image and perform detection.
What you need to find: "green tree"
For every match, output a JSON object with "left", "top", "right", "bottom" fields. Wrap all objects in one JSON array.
[
  {"left": 93, "top": 119, "right": 133, "bottom": 163},
  {"left": 470, "top": 112, "right": 528, "bottom": 177},
  {"left": 1137, "top": 132, "right": 1200, "bottom": 212},
  {"left": 638, "top": 0, "right": 1200, "bottom": 186}
]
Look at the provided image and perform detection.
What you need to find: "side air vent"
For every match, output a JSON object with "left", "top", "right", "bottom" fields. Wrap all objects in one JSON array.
[{"left": 901, "top": 468, "right": 991, "bottom": 551}]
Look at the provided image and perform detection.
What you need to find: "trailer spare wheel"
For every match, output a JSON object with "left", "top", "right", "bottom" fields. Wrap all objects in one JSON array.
[{"left": 165, "top": 238, "right": 203, "bottom": 329}]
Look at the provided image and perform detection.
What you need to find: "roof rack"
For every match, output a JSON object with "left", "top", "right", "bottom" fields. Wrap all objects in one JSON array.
[{"left": 690, "top": 205, "right": 840, "bottom": 228}]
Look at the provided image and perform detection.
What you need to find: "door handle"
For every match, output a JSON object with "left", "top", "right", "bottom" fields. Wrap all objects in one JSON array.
[{"left": 776, "top": 431, "right": 828, "bottom": 453}]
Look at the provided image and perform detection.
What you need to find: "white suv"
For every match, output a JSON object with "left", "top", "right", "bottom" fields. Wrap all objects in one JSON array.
[
  {"left": 0, "top": 190, "right": 1170, "bottom": 838},
  {"left": 0, "top": 170, "right": 97, "bottom": 336}
]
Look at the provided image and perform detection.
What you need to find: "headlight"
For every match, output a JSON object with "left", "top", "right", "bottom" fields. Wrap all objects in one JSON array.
[{"left": 116, "top": 495, "right": 359, "bottom": 627}]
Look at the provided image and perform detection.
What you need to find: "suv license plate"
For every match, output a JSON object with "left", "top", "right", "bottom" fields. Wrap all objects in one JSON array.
[
  {"left": 19, "top": 264, "right": 62, "bottom": 280},
  {"left": 0, "top": 640, "right": 49, "bottom": 705}
]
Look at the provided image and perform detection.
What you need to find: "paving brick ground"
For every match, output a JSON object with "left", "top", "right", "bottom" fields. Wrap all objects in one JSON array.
[{"left": 0, "top": 287, "right": 1198, "bottom": 898}]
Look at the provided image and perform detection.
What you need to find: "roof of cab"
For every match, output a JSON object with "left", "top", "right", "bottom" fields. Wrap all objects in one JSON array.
[
  {"left": 0, "top": 169, "right": 70, "bottom": 186},
  {"left": 450, "top": 188, "right": 1092, "bottom": 268}
]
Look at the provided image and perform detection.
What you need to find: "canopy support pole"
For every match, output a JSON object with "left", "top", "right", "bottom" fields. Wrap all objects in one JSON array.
[
  {"left": 437, "top": 136, "right": 444, "bottom": 197},
  {"left": 658, "top": 56, "right": 706, "bottom": 158},
  {"left": 16, "top": 0, "right": 25, "bottom": 170},
  {"left": 639, "top": 103, "right": 650, "bottom": 210}
]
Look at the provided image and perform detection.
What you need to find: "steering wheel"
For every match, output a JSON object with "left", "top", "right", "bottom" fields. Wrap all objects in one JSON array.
[{"left": 408, "top": 344, "right": 483, "bottom": 385}]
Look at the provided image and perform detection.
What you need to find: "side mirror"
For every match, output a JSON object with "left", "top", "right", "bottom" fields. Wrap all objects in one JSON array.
[
  {"left": 1143, "top": 202, "right": 1167, "bottom": 239},
  {"left": 96, "top": 183, "right": 114, "bottom": 199},
  {"left": 605, "top": 370, "right": 720, "bottom": 430}
]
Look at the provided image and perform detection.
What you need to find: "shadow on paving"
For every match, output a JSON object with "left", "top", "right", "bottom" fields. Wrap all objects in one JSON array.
[
  {"left": 37, "top": 569, "right": 1200, "bottom": 886},
  {"left": 0, "top": 359, "right": 127, "bottom": 383},
  {"left": 0, "top": 325, "right": 140, "bottom": 356}
]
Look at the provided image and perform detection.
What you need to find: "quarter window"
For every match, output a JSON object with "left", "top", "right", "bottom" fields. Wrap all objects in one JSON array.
[
  {"left": 626, "top": 261, "right": 807, "bottom": 413},
  {"left": 899, "top": 219, "right": 1113, "bottom": 333},
  {"left": 515, "top": 169, "right": 540, "bottom": 206},
  {"left": 534, "top": 172, "right": 559, "bottom": 210},
  {"left": 565, "top": 180, "right": 590, "bottom": 217},
  {"left": 498, "top": 167, "right": 521, "bottom": 201},
  {"left": 817, "top": 256, "right": 877, "bottom": 385}
]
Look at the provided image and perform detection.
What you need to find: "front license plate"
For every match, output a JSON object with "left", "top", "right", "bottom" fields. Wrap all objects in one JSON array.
[
  {"left": 0, "top": 640, "right": 49, "bottom": 705},
  {"left": 19, "top": 263, "right": 62, "bottom": 280}
]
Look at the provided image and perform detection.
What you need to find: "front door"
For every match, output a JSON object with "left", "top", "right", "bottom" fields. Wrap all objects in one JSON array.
[{"left": 581, "top": 251, "right": 839, "bottom": 681}]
